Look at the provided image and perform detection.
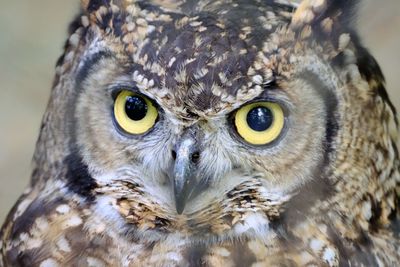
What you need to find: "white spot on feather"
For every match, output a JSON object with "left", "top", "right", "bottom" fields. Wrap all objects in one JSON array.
[
  {"left": 62, "top": 215, "right": 82, "bottom": 229},
  {"left": 323, "top": 247, "right": 337, "bottom": 266},
  {"left": 338, "top": 33, "right": 351, "bottom": 51},
  {"left": 26, "top": 238, "right": 43, "bottom": 250},
  {"left": 40, "top": 258, "right": 59, "bottom": 267},
  {"left": 87, "top": 257, "right": 105, "bottom": 267},
  {"left": 168, "top": 57, "right": 176, "bottom": 67},
  {"left": 56, "top": 204, "right": 70, "bottom": 214},
  {"left": 35, "top": 217, "right": 49, "bottom": 231},
  {"left": 56, "top": 236, "right": 71, "bottom": 253},
  {"left": 233, "top": 213, "right": 270, "bottom": 242},
  {"left": 213, "top": 247, "right": 230, "bottom": 257},
  {"left": 310, "top": 239, "right": 323, "bottom": 252},
  {"left": 14, "top": 199, "right": 33, "bottom": 219},
  {"left": 252, "top": 75, "right": 263, "bottom": 85},
  {"left": 81, "top": 16, "right": 89, "bottom": 27},
  {"left": 361, "top": 201, "right": 372, "bottom": 220},
  {"left": 164, "top": 252, "right": 183, "bottom": 263}
]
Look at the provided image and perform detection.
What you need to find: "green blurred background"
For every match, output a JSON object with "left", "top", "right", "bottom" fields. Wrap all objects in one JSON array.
[{"left": 0, "top": 0, "right": 399, "bottom": 223}]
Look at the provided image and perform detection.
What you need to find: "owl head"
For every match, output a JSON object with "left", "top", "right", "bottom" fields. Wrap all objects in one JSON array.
[{"left": 33, "top": 0, "right": 398, "bottom": 243}]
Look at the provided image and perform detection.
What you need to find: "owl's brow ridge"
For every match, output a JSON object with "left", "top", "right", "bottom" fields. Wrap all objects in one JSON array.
[{"left": 75, "top": 50, "right": 114, "bottom": 86}]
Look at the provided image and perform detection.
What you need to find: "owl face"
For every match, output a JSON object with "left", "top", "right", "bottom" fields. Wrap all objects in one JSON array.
[
  {"left": 1, "top": 1, "right": 398, "bottom": 266},
  {"left": 61, "top": 0, "right": 345, "bottom": 242}
]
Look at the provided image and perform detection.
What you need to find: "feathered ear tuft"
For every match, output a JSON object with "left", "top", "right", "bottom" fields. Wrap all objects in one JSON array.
[
  {"left": 81, "top": 0, "right": 90, "bottom": 10},
  {"left": 80, "top": 0, "right": 126, "bottom": 12},
  {"left": 81, "top": 0, "right": 111, "bottom": 12},
  {"left": 291, "top": 0, "right": 359, "bottom": 33},
  {"left": 78, "top": 0, "right": 128, "bottom": 36}
]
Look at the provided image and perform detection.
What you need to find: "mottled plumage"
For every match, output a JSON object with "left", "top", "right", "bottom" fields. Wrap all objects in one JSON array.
[{"left": 1, "top": 0, "right": 399, "bottom": 266}]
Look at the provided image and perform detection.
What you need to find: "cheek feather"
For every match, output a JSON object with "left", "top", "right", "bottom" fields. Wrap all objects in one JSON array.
[{"left": 232, "top": 213, "right": 272, "bottom": 241}]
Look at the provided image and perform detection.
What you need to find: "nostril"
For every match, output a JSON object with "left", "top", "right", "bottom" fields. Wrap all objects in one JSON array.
[
  {"left": 171, "top": 150, "right": 177, "bottom": 160},
  {"left": 191, "top": 152, "right": 200, "bottom": 164}
]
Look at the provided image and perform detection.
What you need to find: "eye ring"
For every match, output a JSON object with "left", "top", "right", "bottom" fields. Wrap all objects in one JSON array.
[
  {"left": 114, "top": 90, "right": 158, "bottom": 135},
  {"left": 234, "top": 101, "right": 285, "bottom": 146}
]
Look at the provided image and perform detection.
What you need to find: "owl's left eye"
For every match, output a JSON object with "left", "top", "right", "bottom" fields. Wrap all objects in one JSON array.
[
  {"left": 234, "top": 101, "right": 285, "bottom": 145},
  {"left": 114, "top": 90, "right": 158, "bottom": 135}
]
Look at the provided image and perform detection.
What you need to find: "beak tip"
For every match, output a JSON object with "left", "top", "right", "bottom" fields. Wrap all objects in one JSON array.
[
  {"left": 176, "top": 206, "right": 185, "bottom": 214},
  {"left": 174, "top": 195, "right": 187, "bottom": 214}
]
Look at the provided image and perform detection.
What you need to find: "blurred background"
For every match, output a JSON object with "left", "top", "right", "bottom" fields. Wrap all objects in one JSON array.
[{"left": 0, "top": 0, "right": 399, "bottom": 223}]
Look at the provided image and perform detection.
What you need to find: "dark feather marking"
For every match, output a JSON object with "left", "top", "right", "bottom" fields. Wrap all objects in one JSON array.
[
  {"left": 329, "top": 37, "right": 394, "bottom": 127},
  {"left": 99, "top": 11, "right": 113, "bottom": 30},
  {"left": 10, "top": 197, "right": 63, "bottom": 238},
  {"left": 64, "top": 153, "right": 97, "bottom": 201},
  {"left": 75, "top": 50, "right": 114, "bottom": 86},
  {"left": 5, "top": 249, "right": 29, "bottom": 267},
  {"left": 325, "top": 225, "right": 351, "bottom": 267},
  {"left": 231, "top": 241, "right": 257, "bottom": 267},
  {"left": 282, "top": 71, "right": 338, "bottom": 230},
  {"left": 310, "top": 0, "right": 360, "bottom": 30},
  {"left": 352, "top": 37, "right": 385, "bottom": 82},
  {"left": 56, "top": 11, "right": 88, "bottom": 67},
  {"left": 351, "top": 34, "right": 399, "bottom": 131},
  {"left": 366, "top": 193, "right": 383, "bottom": 232},
  {"left": 5, "top": 247, "right": 50, "bottom": 267},
  {"left": 392, "top": 139, "right": 399, "bottom": 160},
  {"left": 282, "top": 175, "right": 333, "bottom": 228},
  {"left": 374, "top": 82, "right": 399, "bottom": 126},
  {"left": 327, "top": 0, "right": 359, "bottom": 23},
  {"left": 86, "top": 0, "right": 110, "bottom": 12},
  {"left": 2, "top": 197, "right": 66, "bottom": 265},
  {"left": 330, "top": 50, "right": 348, "bottom": 74},
  {"left": 185, "top": 245, "right": 207, "bottom": 267},
  {"left": 136, "top": 0, "right": 165, "bottom": 13},
  {"left": 310, "top": 0, "right": 358, "bottom": 68},
  {"left": 348, "top": 34, "right": 398, "bottom": 126},
  {"left": 351, "top": 232, "right": 380, "bottom": 266},
  {"left": 390, "top": 215, "right": 400, "bottom": 239},
  {"left": 299, "top": 70, "right": 339, "bottom": 155},
  {"left": 53, "top": 12, "right": 87, "bottom": 89},
  {"left": 112, "top": 12, "right": 125, "bottom": 37},
  {"left": 325, "top": 225, "right": 379, "bottom": 267},
  {"left": 10, "top": 201, "right": 41, "bottom": 238}
]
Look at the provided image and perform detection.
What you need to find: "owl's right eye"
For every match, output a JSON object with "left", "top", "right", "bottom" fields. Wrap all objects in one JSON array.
[
  {"left": 233, "top": 101, "right": 285, "bottom": 146},
  {"left": 114, "top": 90, "right": 158, "bottom": 135}
]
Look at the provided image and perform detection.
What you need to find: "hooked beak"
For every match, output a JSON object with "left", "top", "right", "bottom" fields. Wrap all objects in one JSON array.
[{"left": 172, "top": 134, "right": 200, "bottom": 214}]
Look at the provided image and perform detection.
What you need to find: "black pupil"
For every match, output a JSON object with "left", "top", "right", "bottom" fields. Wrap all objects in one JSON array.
[
  {"left": 125, "top": 96, "right": 148, "bottom": 121},
  {"left": 246, "top": 106, "right": 273, "bottom": 131}
]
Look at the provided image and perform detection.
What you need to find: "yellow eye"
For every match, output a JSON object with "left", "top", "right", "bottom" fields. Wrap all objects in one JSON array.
[
  {"left": 234, "top": 102, "right": 285, "bottom": 145},
  {"left": 114, "top": 90, "right": 158, "bottom": 135}
]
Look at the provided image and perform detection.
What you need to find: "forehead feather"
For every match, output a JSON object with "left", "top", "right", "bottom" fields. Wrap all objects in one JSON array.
[{"left": 82, "top": 1, "right": 297, "bottom": 114}]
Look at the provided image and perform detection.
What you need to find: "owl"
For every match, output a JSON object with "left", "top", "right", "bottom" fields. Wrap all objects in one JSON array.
[{"left": 1, "top": 0, "right": 399, "bottom": 266}]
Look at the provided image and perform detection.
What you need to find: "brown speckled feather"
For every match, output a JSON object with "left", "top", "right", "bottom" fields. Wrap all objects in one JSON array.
[{"left": 1, "top": 0, "right": 399, "bottom": 266}]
